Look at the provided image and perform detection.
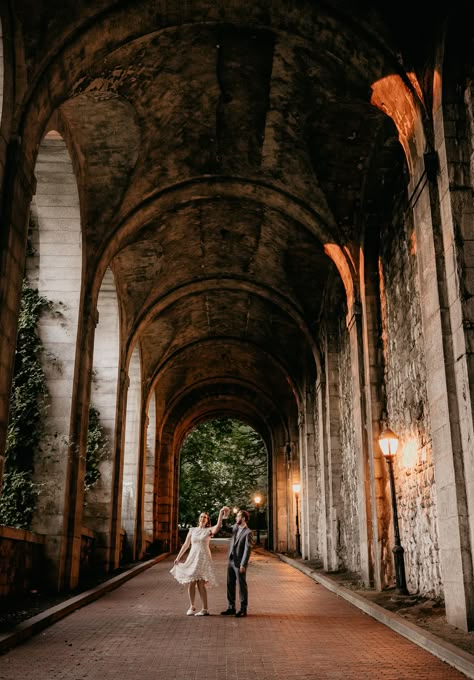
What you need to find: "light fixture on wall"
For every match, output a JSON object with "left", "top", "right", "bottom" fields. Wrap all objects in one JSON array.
[
  {"left": 254, "top": 495, "right": 262, "bottom": 545},
  {"left": 378, "top": 428, "right": 409, "bottom": 595},
  {"left": 292, "top": 483, "right": 301, "bottom": 557}
]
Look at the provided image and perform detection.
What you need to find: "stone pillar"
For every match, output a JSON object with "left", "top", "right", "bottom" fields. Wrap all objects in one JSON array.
[
  {"left": 134, "top": 400, "right": 148, "bottom": 559},
  {"left": 301, "top": 386, "right": 318, "bottom": 560},
  {"left": 108, "top": 366, "right": 129, "bottom": 570},
  {"left": 360, "top": 247, "right": 387, "bottom": 591},
  {"left": 322, "top": 334, "right": 345, "bottom": 572},
  {"left": 155, "top": 432, "right": 173, "bottom": 552},
  {"left": 412, "top": 153, "right": 474, "bottom": 630},
  {"left": 274, "top": 437, "right": 290, "bottom": 554},
  {"left": 346, "top": 303, "right": 373, "bottom": 586},
  {"left": 0, "top": 141, "right": 35, "bottom": 485},
  {"left": 144, "top": 392, "right": 156, "bottom": 541},
  {"left": 120, "top": 347, "right": 141, "bottom": 562}
]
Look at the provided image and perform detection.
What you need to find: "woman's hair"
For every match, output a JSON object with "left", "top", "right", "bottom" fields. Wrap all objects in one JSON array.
[{"left": 198, "top": 512, "right": 211, "bottom": 527}]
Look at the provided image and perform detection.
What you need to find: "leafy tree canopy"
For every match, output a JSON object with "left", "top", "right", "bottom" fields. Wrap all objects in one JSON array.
[{"left": 178, "top": 418, "right": 267, "bottom": 527}]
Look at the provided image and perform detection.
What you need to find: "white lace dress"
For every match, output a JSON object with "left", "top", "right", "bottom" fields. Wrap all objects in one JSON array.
[{"left": 170, "top": 527, "right": 218, "bottom": 586}]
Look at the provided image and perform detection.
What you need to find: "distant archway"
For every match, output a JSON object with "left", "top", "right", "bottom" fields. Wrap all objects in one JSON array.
[{"left": 177, "top": 417, "right": 268, "bottom": 540}]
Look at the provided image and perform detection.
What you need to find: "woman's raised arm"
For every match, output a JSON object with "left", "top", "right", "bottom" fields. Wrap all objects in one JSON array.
[{"left": 210, "top": 506, "right": 230, "bottom": 536}]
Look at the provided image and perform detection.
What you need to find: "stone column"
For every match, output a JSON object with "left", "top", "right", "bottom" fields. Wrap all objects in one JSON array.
[
  {"left": 412, "top": 152, "right": 474, "bottom": 631},
  {"left": 144, "top": 393, "right": 156, "bottom": 542},
  {"left": 301, "top": 386, "right": 318, "bottom": 560},
  {"left": 134, "top": 400, "right": 148, "bottom": 559},
  {"left": 346, "top": 303, "right": 373, "bottom": 586},
  {"left": 360, "top": 248, "right": 387, "bottom": 591},
  {"left": 155, "top": 431, "right": 173, "bottom": 553},
  {"left": 108, "top": 366, "right": 129, "bottom": 570},
  {"left": 322, "top": 333, "right": 345, "bottom": 572},
  {"left": 274, "top": 437, "right": 290, "bottom": 554},
  {"left": 0, "top": 141, "right": 35, "bottom": 485}
]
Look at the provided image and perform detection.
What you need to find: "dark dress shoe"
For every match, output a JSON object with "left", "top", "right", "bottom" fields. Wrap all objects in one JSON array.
[
  {"left": 221, "top": 608, "right": 236, "bottom": 615},
  {"left": 235, "top": 610, "right": 247, "bottom": 617}
]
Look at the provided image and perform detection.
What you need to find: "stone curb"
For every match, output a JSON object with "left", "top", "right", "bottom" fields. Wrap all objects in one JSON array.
[
  {"left": 0, "top": 553, "right": 170, "bottom": 655},
  {"left": 277, "top": 553, "right": 474, "bottom": 680}
]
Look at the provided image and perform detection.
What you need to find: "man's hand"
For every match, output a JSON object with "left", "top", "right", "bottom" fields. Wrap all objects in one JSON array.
[{"left": 239, "top": 566, "right": 246, "bottom": 574}]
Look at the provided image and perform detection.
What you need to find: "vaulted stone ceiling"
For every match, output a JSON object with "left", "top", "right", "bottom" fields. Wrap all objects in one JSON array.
[{"left": 11, "top": 0, "right": 418, "bottom": 434}]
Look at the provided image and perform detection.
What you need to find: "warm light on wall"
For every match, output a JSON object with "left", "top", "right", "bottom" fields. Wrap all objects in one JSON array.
[
  {"left": 401, "top": 438, "right": 418, "bottom": 468},
  {"left": 292, "top": 483, "right": 301, "bottom": 494}
]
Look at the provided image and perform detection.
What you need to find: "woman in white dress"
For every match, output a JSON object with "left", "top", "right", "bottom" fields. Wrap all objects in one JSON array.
[{"left": 171, "top": 506, "right": 230, "bottom": 616}]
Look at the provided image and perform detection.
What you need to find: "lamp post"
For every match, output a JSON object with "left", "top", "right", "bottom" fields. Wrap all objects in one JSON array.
[
  {"left": 254, "top": 495, "right": 262, "bottom": 545},
  {"left": 292, "top": 483, "right": 301, "bottom": 556},
  {"left": 378, "top": 428, "right": 409, "bottom": 596}
]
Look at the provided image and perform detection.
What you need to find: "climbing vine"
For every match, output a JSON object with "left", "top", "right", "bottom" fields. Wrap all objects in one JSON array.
[
  {"left": 85, "top": 405, "right": 108, "bottom": 492},
  {"left": 0, "top": 280, "right": 51, "bottom": 529}
]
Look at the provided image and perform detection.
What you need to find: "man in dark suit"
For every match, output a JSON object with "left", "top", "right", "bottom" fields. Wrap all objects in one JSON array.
[{"left": 221, "top": 509, "right": 253, "bottom": 617}]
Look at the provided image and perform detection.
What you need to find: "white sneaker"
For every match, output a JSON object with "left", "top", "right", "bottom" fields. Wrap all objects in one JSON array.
[
  {"left": 195, "top": 609, "right": 209, "bottom": 616},
  {"left": 186, "top": 607, "right": 196, "bottom": 615}
]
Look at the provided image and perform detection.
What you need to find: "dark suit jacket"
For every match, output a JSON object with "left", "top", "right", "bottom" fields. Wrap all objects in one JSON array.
[{"left": 228, "top": 524, "right": 253, "bottom": 568}]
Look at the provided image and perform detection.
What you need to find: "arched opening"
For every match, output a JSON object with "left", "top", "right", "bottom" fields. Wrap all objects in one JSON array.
[
  {"left": 177, "top": 417, "right": 268, "bottom": 543},
  {"left": 144, "top": 390, "right": 156, "bottom": 546},
  {"left": 121, "top": 345, "right": 141, "bottom": 561},
  {"left": 82, "top": 267, "right": 120, "bottom": 574},
  {"left": 25, "top": 129, "right": 82, "bottom": 587}
]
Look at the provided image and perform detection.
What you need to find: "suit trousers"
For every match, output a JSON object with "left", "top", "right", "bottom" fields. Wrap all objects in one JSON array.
[{"left": 227, "top": 557, "right": 248, "bottom": 611}]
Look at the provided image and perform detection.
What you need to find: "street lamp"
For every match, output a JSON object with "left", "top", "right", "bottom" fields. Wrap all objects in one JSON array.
[
  {"left": 292, "top": 483, "right": 301, "bottom": 556},
  {"left": 254, "top": 495, "right": 262, "bottom": 545},
  {"left": 378, "top": 428, "right": 409, "bottom": 595}
]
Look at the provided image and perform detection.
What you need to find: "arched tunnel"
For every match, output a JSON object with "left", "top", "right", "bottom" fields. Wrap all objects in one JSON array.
[{"left": 1, "top": 1, "right": 474, "bottom": 635}]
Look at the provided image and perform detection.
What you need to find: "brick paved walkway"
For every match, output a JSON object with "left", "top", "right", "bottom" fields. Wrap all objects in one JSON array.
[{"left": 0, "top": 542, "right": 467, "bottom": 680}]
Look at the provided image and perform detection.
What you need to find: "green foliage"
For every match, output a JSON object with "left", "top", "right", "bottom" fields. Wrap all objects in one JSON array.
[
  {"left": 85, "top": 405, "right": 108, "bottom": 492},
  {"left": 178, "top": 418, "right": 267, "bottom": 526},
  {"left": 0, "top": 471, "right": 40, "bottom": 529},
  {"left": 0, "top": 280, "right": 49, "bottom": 528},
  {"left": 5, "top": 281, "right": 50, "bottom": 471}
]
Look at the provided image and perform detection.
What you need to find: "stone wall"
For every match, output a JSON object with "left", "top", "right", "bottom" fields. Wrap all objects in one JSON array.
[
  {"left": 380, "top": 213, "right": 442, "bottom": 598},
  {"left": 0, "top": 526, "right": 45, "bottom": 598},
  {"left": 313, "top": 386, "right": 324, "bottom": 561},
  {"left": 337, "top": 318, "right": 360, "bottom": 573}
]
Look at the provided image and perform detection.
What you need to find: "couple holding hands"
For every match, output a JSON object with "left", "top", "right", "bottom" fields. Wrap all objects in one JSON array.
[{"left": 170, "top": 505, "right": 252, "bottom": 617}]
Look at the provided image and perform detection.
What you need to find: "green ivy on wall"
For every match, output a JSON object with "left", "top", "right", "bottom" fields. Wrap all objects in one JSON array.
[
  {"left": 85, "top": 405, "right": 109, "bottom": 492},
  {"left": 0, "top": 280, "right": 50, "bottom": 529}
]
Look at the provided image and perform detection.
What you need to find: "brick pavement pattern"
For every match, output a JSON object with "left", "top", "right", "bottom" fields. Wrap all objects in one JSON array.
[{"left": 0, "top": 543, "right": 467, "bottom": 680}]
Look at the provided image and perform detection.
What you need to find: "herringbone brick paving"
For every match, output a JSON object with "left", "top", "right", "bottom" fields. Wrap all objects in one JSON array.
[{"left": 0, "top": 542, "right": 467, "bottom": 679}]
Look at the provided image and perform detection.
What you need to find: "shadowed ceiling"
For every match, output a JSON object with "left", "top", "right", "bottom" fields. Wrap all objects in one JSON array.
[{"left": 10, "top": 0, "right": 415, "bottom": 436}]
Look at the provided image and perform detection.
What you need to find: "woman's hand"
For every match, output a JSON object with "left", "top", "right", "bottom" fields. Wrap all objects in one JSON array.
[
  {"left": 174, "top": 557, "right": 181, "bottom": 565},
  {"left": 221, "top": 506, "right": 230, "bottom": 519}
]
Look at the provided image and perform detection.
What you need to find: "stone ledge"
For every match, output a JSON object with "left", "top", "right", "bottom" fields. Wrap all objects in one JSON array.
[
  {"left": 0, "top": 525, "right": 45, "bottom": 544},
  {"left": 277, "top": 553, "right": 474, "bottom": 680}
]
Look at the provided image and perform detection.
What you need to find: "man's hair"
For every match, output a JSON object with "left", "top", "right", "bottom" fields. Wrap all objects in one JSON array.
[{"left": 240, "top": 510, "right": 250, "bottom": 522}]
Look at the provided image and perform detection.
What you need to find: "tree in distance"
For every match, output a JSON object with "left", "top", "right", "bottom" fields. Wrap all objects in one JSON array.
[{"left": 178, "top": 417, "right": 267, "bottom": 527}]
